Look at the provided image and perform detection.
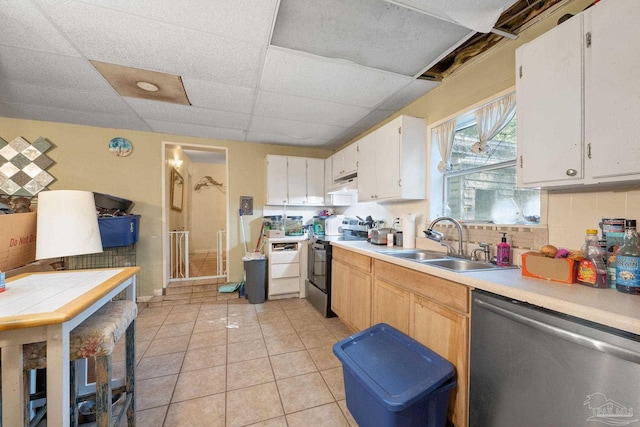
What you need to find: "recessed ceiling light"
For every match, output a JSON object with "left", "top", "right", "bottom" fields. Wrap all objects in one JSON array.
[{"left": 136, "top": 81, "right": 159, "bottom": 92}]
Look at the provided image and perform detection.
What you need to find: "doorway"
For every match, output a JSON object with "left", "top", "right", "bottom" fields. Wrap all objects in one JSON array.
[{"left": 163, "top": 142, "right": 228, "bottom": 287}]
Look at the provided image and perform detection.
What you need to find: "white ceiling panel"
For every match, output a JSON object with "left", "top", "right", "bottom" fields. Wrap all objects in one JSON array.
[
  {"left": 71, "top": 0, "right": 279, "bottom": 46},
  {"left": 0, "top": 102, "right": 153, "bottom": 131},
  {"left": 271, "top": 0, "right": 471, "bottom": 76},
  {"left": 36, "top": 0, "right": 264, "bottom": 87},
  {"left": 0, "top": 1, "right": 500, "bottom": 149},
  {"left": 253, "top": 91, "right": 372, "bottom": 128},
  {"left": 386, "top": 0, "right": 519, "bottom": 33},
  {"left": 0, "top": 0, "right": 81, "bottom": 55},
  {"left": 0, "top": 46, "right": 115, "bottom": 93},
  {"left": 250, "top": 115, "right": 348, "bottom": 143},
  {"left": 376, "top": 79, "right": 440, "bottom": 111},
  {"left": 182, "top": 78, "right": 256, "bottom": 114},
  {"left": 146, "top": 120, "right": 247, "bottom": 142},
  {"left": 244, "top": 131, "right": 329, "bottom": 147},
  {"left": 125, "top": 98, "right": 251, "bottom": 130},
  {"left": 0, "top": 80, "right": 133, "bottom": 114},
  {"left": 261, "top": 48, "right": 413, "bottom": 108}
]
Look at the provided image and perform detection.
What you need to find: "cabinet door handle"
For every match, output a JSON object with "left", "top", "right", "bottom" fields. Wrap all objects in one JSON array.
[{"left": 566, "top": 169, "right": 577, "bottom": 177}]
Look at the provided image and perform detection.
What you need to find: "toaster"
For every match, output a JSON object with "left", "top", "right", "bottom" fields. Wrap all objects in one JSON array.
[{"left": 370, "top": 228, "right": 392, "bottom": 245}]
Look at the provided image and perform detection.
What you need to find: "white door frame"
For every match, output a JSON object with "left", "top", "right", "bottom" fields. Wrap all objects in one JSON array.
[{"left": 161, "top": 141, "right": 229, "bottom": 288}]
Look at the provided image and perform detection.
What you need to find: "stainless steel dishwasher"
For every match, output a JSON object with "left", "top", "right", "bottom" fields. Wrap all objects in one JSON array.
[{"left": 470, "top": 290, "right": 640, "bottom": 427}]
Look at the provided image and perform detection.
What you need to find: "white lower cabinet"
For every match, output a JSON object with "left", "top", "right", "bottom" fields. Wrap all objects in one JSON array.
[{"left": 266, "top": 238, "right": 306, "bottom": 299}]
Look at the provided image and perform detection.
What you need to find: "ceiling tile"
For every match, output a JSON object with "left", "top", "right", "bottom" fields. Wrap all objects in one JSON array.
[
  {"left": 0, "top": 102, "right": 153, "bottom": 131},
  {"left": 249, "top": 115, "right": 347, "bottom": 143},
  {"left": 36, "top": 0, "right": 264, "bottom": 87},
  {"left": 125, "top": 98, "right": 250, "bottom": 130},
  {"left": 145, "top": 119, "right": 247, "bottom": 142},
  {"left": 376, "top": 79, "right": 440, "bottom": 111},
  {"left": 182, "top": 78, "right": 255, "bottom": 114},
  {"left": 70, "top": 0, "right": 279, "bottom": 46},
  {"left": 0, "top": 0, "right": 81, "bottom": 55},
  {"left": 244, "top": 131, "right": 329, "bottom": 147},
  {"left": 253, "top": 91, "right": 372, "bottom": 128},
  {"left": 271, "top": 0, "right": 471, "bottom": 76},
  {"left": 261, "top": 47, "right": 413, "bottom": 108},
  {"left": 0, "top": 80, "right": 134, "bottom": 114},
  {"left": 386, "top": 0, "right": 519, "bottom": 33},
  {"left": 0, "top": 46, "right": 115, "bottom": 93}
]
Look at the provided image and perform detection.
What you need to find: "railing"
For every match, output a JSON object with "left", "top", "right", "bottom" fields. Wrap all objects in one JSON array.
[
  {"left": 170, "top": 229, "right": 226, "bottom": 280},
  {"left": 217, "top": 229, "right": 226, "bottom": 276},
  {"left": 169, "top": 230, "right": 189, "bottom": 280}
]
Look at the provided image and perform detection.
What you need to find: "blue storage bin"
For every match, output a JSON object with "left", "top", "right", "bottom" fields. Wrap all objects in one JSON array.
[
  {"left": 98, "top": 215, "right": 140, "bottom": 248},
  {"left": 333, "top": 323, "right": 456, "bottom": 427}
]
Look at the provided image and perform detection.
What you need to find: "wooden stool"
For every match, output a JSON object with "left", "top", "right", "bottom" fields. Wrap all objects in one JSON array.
[{"left": 15, "top": 300, "right": 137, "bottom": 427}]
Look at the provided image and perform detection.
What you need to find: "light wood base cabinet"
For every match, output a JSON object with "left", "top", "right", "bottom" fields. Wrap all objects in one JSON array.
[
  {"left": 331, "top": 246, "right": 372, "bottom": 332},
  {"left": 374, "top": 260, "right": 469, "bottom": 427}
]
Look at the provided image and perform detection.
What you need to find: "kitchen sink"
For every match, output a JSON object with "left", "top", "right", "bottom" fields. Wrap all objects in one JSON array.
[
  {"left": 377, "top": 249, "right": 518, "bottom": 272},
  {"left": 376, "top": 249, "right": 447, "bottom": 261},
  {"left": 421, "top": 258, "right": 504, "bottom": 272}
]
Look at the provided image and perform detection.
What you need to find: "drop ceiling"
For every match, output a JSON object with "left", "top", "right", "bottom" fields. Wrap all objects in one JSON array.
[{"left": 0, "top": 0, "right": 522, "bottom": 149}]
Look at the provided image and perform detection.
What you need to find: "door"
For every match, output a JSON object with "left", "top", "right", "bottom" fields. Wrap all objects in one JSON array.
[
  {"left": 287, "top": 156, "right": 307, "bottom": 204},
  {"left": 375, "top": 117, "right": 402, "bottom": 200},
  {"left": 266, "top": 155, "right": 288, "bottom": 204},
  {"left": 586, "top": 0, "right": 640, "bottom": 183},
  {"left": 516, "top": 15, "right": 584, "bottom": 187}
]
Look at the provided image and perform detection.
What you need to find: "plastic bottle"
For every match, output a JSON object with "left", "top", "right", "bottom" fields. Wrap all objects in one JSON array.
[
  {"left": 496, "top": 233, "right": 511, "bottom": 266},
  {"left": 615, "top": 219, "right": 640, "bottom": 295},
  {"left": 577, "top": 229, "right": 608, "bottom": 288}
]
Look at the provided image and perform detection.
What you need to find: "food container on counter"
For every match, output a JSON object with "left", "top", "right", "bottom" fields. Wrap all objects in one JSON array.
[{"left": 285, "top": 216, "right": 304, "bottom": 236}]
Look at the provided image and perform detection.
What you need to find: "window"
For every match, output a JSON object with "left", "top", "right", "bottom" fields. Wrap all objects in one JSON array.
[{"left": 432, "top": 94, "right": 541, "bottom": 224}]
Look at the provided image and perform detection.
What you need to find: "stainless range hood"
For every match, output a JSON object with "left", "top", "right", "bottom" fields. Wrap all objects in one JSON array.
[{"left": 328, "top": 172, "right": 358, "bottom": 194}]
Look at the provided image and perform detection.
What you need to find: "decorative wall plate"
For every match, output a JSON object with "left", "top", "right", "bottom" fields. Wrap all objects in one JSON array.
[{"left": 109, "top": 137, "right": 133, "bottom": 157}]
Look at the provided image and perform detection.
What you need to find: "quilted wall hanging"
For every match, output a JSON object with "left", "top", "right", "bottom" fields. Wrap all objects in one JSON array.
[{"left": 0, "top": 136, "right": 55, "bottom": 196}]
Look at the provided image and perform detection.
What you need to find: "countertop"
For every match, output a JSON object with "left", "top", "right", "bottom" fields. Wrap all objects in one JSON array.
[{"left": 331, "top": 240, "right": 640, "bottom": 336}]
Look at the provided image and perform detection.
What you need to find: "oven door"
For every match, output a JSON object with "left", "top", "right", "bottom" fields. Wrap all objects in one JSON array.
[{"left": 308, "top": 241, "right": 328, "bottom": 292}]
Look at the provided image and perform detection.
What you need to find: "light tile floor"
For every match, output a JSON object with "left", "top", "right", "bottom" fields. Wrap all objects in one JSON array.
[{"left": 130, "top": 297, "right": 357, "bottom": 427}]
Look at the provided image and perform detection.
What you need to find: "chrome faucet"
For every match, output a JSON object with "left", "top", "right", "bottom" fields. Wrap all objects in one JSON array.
[
  {"left": 471, "top": 243, "right": 491, "bottom": 262},
  {"left": 423, "top": 216, "right": 465, "bottom": 257}
]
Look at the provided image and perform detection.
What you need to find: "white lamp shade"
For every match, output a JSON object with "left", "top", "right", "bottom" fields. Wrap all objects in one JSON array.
[{"left": 36, "top": 190, "right": 103, "bottom": 259}]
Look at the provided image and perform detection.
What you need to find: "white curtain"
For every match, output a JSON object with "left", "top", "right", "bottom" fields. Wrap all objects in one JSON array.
[
  {"left": 433, "top": 119, "right": 456, "bottom": 173},
  {"left": 472, "top": 93, "right": 516, "bottom": 154}
]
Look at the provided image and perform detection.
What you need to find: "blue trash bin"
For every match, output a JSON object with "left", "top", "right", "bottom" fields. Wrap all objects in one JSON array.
[{"left": 333, "top": 323, "right": 456, "bottom": 427}]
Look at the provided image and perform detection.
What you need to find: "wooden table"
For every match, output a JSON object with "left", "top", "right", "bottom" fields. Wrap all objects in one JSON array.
[{"left": 0, "top": 267, "right": 139, "bottom": 427}]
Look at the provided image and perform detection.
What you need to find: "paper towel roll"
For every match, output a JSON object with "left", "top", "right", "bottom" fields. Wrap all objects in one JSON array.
[{"left": 402, "top": 213, "right": 416, "bottom": 248}]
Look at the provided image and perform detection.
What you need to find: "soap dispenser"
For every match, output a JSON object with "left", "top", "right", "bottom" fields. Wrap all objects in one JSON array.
[{"left": 497, "top": 232, "right": 511, "bottom": 266}]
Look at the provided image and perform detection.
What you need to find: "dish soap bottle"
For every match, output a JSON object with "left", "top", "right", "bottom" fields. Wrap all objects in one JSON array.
[
  {"left": 496, "top": 233, "right": 511, "bottom": 266},
  {"left": 615, "top": 219, "right": 640, "bottom": 295},
  {"left": 577, "top": 229, "right": 608, "bottom": 288}
]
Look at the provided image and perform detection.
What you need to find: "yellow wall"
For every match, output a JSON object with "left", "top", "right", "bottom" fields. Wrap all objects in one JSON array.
[{"left": 0, "top": 117, "right": 329, "bottom": 297}]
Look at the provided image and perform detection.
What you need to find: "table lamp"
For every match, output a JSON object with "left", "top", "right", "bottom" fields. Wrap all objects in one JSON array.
[{"left": 36, "top": 190, "right": 103, "bottom": 268}]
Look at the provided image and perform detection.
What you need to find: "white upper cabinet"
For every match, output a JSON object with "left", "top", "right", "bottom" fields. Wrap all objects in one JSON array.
[
  {"left": 357, "top": 115, "right": 427, "bottom": 202},
  {"left": 266, "top": 155, "right": 289, "bottom": 205},
  {"left": 585, "top": 0, "right": 640, "bottom": 184},
  {"left": 516, "top": 0, "right": 640, "bottom": 189},
  {"left": 516, "top": 15, "right": 584, "bottom": 188},
  {"left": 266, "top": 155, "right": 325, "bottom": 206},
  {"left": 305, "top": 158, "right": 325, "bottom": 205},
  {"left": 331, "top": 143, "right": 358, "bottom": 180}
]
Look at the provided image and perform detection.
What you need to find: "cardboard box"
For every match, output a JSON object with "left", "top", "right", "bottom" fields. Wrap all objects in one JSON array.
[
  {"left": 0, "top": 211, "right": 37, "bottom": 272},
  {"left": 521, "top": 252, "right": 578, "bottom": 284}
]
